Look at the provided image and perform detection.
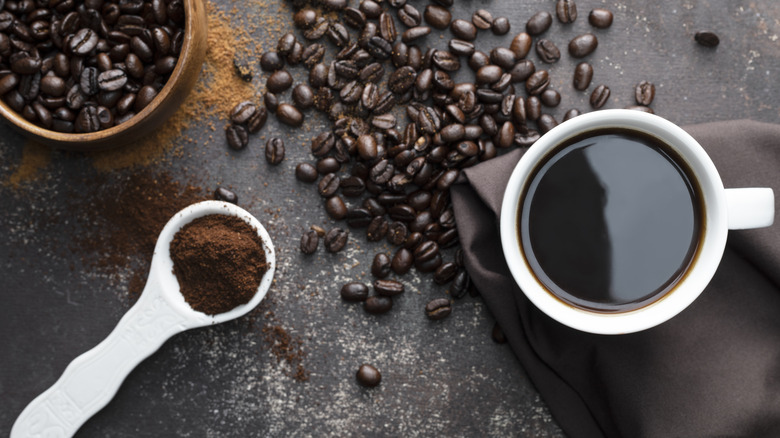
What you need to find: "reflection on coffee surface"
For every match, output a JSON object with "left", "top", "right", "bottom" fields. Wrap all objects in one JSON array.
[{"left": 518, "top": 129, "right": 702, "bottom": 313}]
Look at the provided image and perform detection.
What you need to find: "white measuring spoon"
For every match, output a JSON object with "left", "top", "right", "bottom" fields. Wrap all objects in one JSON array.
[{"left": 11, "top": 200, "right": 276, "bottom": 438}]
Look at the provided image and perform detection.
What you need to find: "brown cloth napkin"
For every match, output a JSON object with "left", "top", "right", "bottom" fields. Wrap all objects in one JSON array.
[{"left": 450, "top": 120, "right": 780, "bottom": 438}]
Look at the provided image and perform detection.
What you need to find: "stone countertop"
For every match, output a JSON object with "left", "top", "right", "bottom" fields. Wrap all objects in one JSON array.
[{"left": 2, "top": 1, "right": 779, "bottom": 436}]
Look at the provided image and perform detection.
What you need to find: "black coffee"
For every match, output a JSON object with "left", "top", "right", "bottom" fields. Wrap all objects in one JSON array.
[{"left": 518, "top": 128, "right": 702, "bottom": 313}]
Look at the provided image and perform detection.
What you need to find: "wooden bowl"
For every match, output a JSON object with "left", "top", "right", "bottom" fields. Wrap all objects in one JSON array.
[{"left": 0, "top": 0, "right": 208, "bottom": 152}]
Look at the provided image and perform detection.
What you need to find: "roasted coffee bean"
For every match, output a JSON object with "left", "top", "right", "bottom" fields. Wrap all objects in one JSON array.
[
  {"left": 509, "top": 60, "right": 536, "bottom": 83},
  {"left": 40, "top": 75, "right": 66, "bottom": 97},
  {"left": 322, "top": 0, "right": 347, "bottom": 11},
  {"left": 476, "top": 88, "right": 502, "bottom": 104},
  {"left": 450, "top": 270, "right": 470, "bottom": 299},
  {"left": 509, "top": 32, "right": 532, "bottom": 59},
  {"left": 359, "top": 62, "right": 384, "bottom": 83},
  {"left": 564, "top": 108, "right": 582, "bottom": 120},
  {"left": 290, "top": 84, "right": 314, "bottom": 110},
  {"left": 402, "top": 26, "right": 431, "bottom": 43},
  {"left": 360, "top": 0, "right": 382, "bottom": 19},
  {"left": 694, "top": 30, "right": 720, "bottom": 47},
  {"left": 327, "top": 22, "right": 350, "bottom": 47},
  {"left": 343, "top": 7, "right": 366, "bottom": 29},
  {"left": 70, "top": 28, "right": 98, "bottom": 55},
  {"left": 424, "top": 5, "right": 451, "bottom": 30},
  {"left": 556, "top": 0, "right": 578, "bottom": 24},
  {"left": 569, "top": 33, "right": 598, "bottom": 58},
  {"left": 11, "top": 56, "right": 41, "bottom": 75},
  {"left": 276, "top": 103, "right": 304, "bottom": 126},
  {"left": 267, "top": 70, "right": 293, "bottom": 93},
  {"left": 379, "top": 11, "right": 398, "bottom": 43},
  {"left": 431, "top": 50, "right": 460, "bottom": 72},
  {"left": 366, "top": 36, "right": 392, "bottom": 59},
  {"left": 536, "top": 39, "right": 561, "bottom": 63},
  {"left": 391, "top": 248, "right": 413, "bottom": 274},
  {"left": 588, "top": 8, "right": 613, "bottom": 29},
  {"left": 300, "top": 229, "right": 319, "bottom": 254},
  {"left": 225, "top": 123, "right": 249, "bottom": 150},
  {"left": 296, "top": 162, "right": 319, "bottom": 183},
  {"left": 130, "top": 36, "right": 154, "bottom": 63},
  {"left": 356, "top": 134, "right": 378, "bottom": 160},
  {"left": 590, "top": 84, "right": 610, "bottom": 109},
  {"left": 366, "top": 215, "right": 389, "bottom": 241},
  {"left": 324, "top": 227, "right": 349, "bottom": 252},
  {"left": 277, "top": 32, "right": 297, "bottom": 55},
  {"left": 259, "top": 51, "right": 285, "bottom": 73},
  {"left": 97, "top": 69, "right": 127, "bottom": 91},
  {"left": 374, "top": 279, "right": 405, "bottom": 297},
  {"left": 388, "top": 65, "right": 416, "bottom": 94},
  {"left": 265, "top": 138, "right": 285, "bottom": 165},
  {"left": 526, "top": 95, "right": 542, "bottom": 121},
  {"left": 449, "top": 39, "right": 475, "bottom": 57},
  {"left": 450, "top": 19, "right": 477, "bottom": 41},
  {"left": 372, "top": 113, "right": 396, "bottom": 130},
  {"left": 538, "top": 113, "right": 558, "bottom": 133},
  {"left": 301, "top": 43, "right": 326, "bottom": 68},
  {"left": 364, "top": 296, "right": 393, "bottom": 314},
  {"left": 491, "top": 17, "right": 510, "bottom": 35},
  {"left": 325, "top": 196, "right": 348, "bottom": 220},
  {"left": 573, "top": 62, "right": 593, "bottom": 90},
  {"left": 635, "top": 80, "right": 655, "bottom": 105},
  {"left": 80, "top": 67, "right": 99, "bottom": 95},
  {"left": 472, "top": 9, "right": 493, "bottom": 30},
  {"left": 318, "top": 173, "right": 341, "bottom": 198},
  {"left": 495, "top": 121, "right": 514, "bottom": 148},
  {"left": 341, "top": 282, "right": 369, "bottom": 302},
  {"left": 387, "top": 221, "right": 409, "bottom": 245},
  {"left": 247, "top": 106, "right": 268, "bottom": 133},
  {"left": 398, "top": 4, "right": 422, "bottom": 27},
  {"left": 213, "top": 187, "right": 238, "bottom": 204},
  {"left": 540, "top": 89, "right": 561, "bottom": 107},
  {"left": 317, "top": 157, "right": 341, "bottom": 175},
  {"left": 425, "top": 298, "right": 452, "bottom": 320},
  {"left": 434, "top": 262, "right": 458, "bottom": 285},
  {"left": 515, "top": 130, "right": 541, "bottom": 147},
  {"left": 264, "top": 92, "right": 279, "bottom": 113},
  {"left": 134, "top": 86, "right": 157, "bottom": 112},
  {"left": 75, "top": 105, "right": 100, "bottom": 133},
  {"left": 525, "top": 70, "right": 549, "bottom": 95},
  {"left": 526, "top": 11, "right": 552, "bottom": 35},
  {"left": 371, "top": 252, "right": 392, "bottom": 278}
]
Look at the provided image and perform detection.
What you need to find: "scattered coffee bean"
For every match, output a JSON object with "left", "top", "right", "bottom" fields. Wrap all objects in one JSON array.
[
  {"left": 472, "top": 9, "right": 493, "bottom": 30},
  {"left": 556, "top": 0, "right": 578, "bottom": 24},
  {"left": 372, "top": 253, "right": 392, "bottom": 278},
  {"left": 635, "top": 81, "right": 656, "bottom": 106},
  {"left": 300, "top": 229, "right": 320, "bottom": 254},
  {"left": 265, "top": 138, "right": 285, "bottom": 165},
  {"left": 590, "top": 84, "right": 611, "bottom": 109},
  {"left": 526, "top": 11, "right": 552, "bottom": 36},
  {"left": 536, "top": 39, "right": 561, "bottom": 63},
  {"left": 276, "top": 103, "right": 304, "bottom": 126},
  {"left": 694, "top": 30, "right": 720, "bottom": 48},
  {"left": 324, "top": 227, "right": 349, "bottom": 252},
  {"left": 424, "top": 5, "right": 451, "bottom": 30},
  {"left": 356, "top": 364, "right": 382, "bottom": 387},
  {"left": 450, "top": 19, "right": 477, "bottom": 41},
  {"left": 588, "top": 8, "right": 613, "bottom": 28},
  {"left": 391, "top": 247, "right": 413, "bottom": 274},
  {"left": 341, "top": 282, "right": 369, "bottom": 301},
  {"left": 491, "top": 17, "right": 510, "bottom": 35},
  {"left": 364, "top": 296, "right": 393, "bottom": 314},
  {"left": 450, "top": 270, "right": 470, "bottom": 299},
  {"left": 425, "top": 298, "right": 452, "bottom": 320},
  {"left": 568, "top": 33, "right": 598, "bottom": 58},
  {"left": 214, "top": 187, "right": 238, "bottom": 204},
  {"left": 296, "top": 163, "right": 319, "bottom": 183},
  {"left": 374, "top": 279, "right": 405, "bottom": 297},
  {"left": 510, "top": 33, "right": 533, "bottom": 59},
  {"left": 226, "top": 124, "right": 249, "bottom": 150},
  {"left": 573, "top": 62, "right": 594, "bottom": 90}
]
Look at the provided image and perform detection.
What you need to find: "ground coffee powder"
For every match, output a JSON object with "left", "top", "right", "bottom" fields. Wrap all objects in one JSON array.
[{"left": 170, "top": 214, "right": 268, "bottom": 315}]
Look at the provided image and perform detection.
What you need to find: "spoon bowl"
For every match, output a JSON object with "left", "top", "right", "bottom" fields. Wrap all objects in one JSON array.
[{"left": 11, "top": 201, "right": 275, "bottom": 438}]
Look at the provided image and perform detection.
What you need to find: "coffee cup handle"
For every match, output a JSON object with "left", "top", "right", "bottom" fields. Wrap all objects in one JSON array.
[{"left": 725, "top": 188, "right": 775, "bottom": 230}]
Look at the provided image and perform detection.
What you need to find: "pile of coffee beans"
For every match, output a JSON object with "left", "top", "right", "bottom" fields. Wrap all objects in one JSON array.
[
  {"left": 226, "top": 1, "right": 668, "bottom": 323},
  {"left": 0, "top": 0, "right": 185, "bottom": 133}
]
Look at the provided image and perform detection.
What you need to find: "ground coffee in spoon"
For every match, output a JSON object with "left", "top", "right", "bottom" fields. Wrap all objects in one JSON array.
[{"left": 170, "top": 214, "right": 268, "bottom": 315}]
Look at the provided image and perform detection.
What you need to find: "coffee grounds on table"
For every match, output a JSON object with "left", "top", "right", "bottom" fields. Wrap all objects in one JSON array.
[{"left": 170, "top": 214, "right": 268, "bottom": 315}]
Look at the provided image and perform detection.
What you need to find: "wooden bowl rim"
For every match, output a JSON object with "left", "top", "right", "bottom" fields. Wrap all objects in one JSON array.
[{"left": 0, "top": 0, "right": 205, "bottom": 147}]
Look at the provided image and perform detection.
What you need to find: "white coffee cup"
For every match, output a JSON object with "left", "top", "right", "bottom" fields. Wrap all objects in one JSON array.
[{"left": 500, "top": 109, "right": 774, "bottom": 335}]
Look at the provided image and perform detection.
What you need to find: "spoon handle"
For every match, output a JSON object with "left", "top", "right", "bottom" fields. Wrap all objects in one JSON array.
[{"left": 11, "top": 283, "right": 191, "bottom": 438}]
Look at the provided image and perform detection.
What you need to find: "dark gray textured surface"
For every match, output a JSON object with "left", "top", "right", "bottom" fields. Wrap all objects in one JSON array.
[{"left": 2, "top": 1, "right": 779, "bottom": 436}]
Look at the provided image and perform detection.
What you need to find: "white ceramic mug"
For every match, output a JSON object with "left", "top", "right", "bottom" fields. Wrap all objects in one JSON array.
[{"left": 500, "top": 109, "right": 775, "bottom": 335}]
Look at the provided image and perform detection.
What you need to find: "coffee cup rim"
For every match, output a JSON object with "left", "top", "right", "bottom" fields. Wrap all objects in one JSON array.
[{"left": 499, "top": 109, "right": 728, "bottom": 334}]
